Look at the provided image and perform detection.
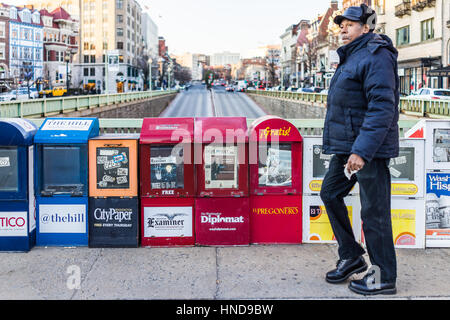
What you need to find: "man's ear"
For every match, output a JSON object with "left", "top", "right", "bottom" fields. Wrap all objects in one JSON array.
[{"left": 363, "top": 24, "right": 371, "bottom": 34}]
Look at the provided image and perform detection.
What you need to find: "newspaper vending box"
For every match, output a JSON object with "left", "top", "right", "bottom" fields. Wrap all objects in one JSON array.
[
  {"left": 140, "top": 118, "right": 195, "bottom": 247},
  {"left": 88, "top": 134, "right": 139, "bottom": 247},
  {"left": 248, "top": 116, "right": 303, "bottom": 244},
  {"left": 194, "top": 117, "right": 250, "bottom": 246},
  {"left": 405, "top": 120, "right": 450, "bottom": 247},
  {"left": 34, "top": 118, "right": 99, "bottom": 246},
  {"left": 0, "top": 119, "right": 37, "bottom": 251}
]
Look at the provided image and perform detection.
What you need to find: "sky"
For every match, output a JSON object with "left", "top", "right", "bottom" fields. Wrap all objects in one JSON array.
[{"left": 4, "top": 0, "right": 342, "bottom": 58}]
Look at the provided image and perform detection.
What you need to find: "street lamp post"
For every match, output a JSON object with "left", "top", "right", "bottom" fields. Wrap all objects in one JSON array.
[
  {"left": 148, "top": 57, "right": 153, "bottom": 92},
  {"left": 65, "top": 51, "right": 70, "bottom": 93}
]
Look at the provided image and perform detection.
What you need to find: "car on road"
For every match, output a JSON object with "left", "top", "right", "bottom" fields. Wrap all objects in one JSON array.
[
  {"left": 406, "top": 88, "right": 450, "bottom": 100},
  {"left": 297, "top": 87, "right": 324, "bottom": 93},
  {"left": 0, "top": 88, "right": 38, "bottom": 102},
  {"left": 225, "top": 85, "right": 235, "bottom": 92}
]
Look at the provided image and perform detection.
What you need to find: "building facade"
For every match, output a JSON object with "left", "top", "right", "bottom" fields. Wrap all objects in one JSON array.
[
  {"left": 9, "top": 6, "right": 43, "bottom": 84},
  {"left": 0, "top": 5, "right": 10, "bottom": 92},
  {"left": 377, "top": 0, "right": 443, "bottom": 94},
  {"left": 40, "top": 7, "right": 78, "bottom": 89},
  {"left": 280, "top": 23, "right": 299, "bottom": 87},
  {"left": 69, "top": 0, "right": 144, "bottom": 93},
  {"left": 210, "top": 51, "right": 240, "bottom": 67}
]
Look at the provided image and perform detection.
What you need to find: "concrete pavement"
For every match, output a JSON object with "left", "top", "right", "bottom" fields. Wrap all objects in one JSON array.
[{"left": 1, "top": 243, "right": 449, "bottom": 300}]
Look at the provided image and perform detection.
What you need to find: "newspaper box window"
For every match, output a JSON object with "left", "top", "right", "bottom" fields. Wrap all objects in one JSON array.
[
  {"left": 140, "top": 118, "right": 195, "bottom": 247},
  {"left": 0, "top": 119, "right": 37, "bottom": 252},
  {"left": 194, "top": 117, "right": 250, "bottom": 246},
  {"left": 88, "top": 134, "right": 139, "bottom": 248},
  {"left": 248, "top": 116, "right": 303, "bottom": 244},
  {"left": 34, "top": 118, "right": 99, "bottom": 246}
]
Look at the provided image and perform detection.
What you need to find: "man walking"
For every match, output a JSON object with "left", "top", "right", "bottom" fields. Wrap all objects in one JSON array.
[{"left": 320, "top": 4, "right": 399, "bottom": 295}]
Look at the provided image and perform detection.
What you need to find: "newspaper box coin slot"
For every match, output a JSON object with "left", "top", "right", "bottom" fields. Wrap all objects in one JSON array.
[
  {"left": 194, "top": 117, "right": 249, "bottom": 246},
  {"left": 140, "top": 118, "right": 195, "bottom": 247},
  {"left": 0, "top": 119, "right": 37, "bottom": 252},
  {"left": 88, "top": 134, "right": 139, "bottom": 247},
  {"left": 249, "top": 116, "right": 303, "bottom": 244},
  {"left": 34, "top": 118, "right": 99, "bottom": 246}
]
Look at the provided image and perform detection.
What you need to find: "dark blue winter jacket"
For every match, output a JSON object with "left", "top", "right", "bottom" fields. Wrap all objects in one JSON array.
[{"left": 322, "top": 32, "right": 399, "bottom": 162}]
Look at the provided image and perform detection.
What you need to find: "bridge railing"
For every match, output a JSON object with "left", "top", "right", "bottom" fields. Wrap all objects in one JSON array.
[
  {"left": 0, "top": 90, "right": 178, "bottom": 118},
  {"left": 26, "top": 118, "right": 419, "bottom": 137},
  {"left": 247, "top": 89, "right": 450, "bottom": 118}
]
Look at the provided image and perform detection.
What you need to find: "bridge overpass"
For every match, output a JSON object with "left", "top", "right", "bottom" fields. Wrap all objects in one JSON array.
[{"left": 1, "top": 83, "right": 441, "bottom": 135}]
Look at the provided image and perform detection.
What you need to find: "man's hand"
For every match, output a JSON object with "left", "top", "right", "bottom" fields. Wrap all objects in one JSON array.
[{"left": 346, "top": 154, "right": 365, "bottom": 173}]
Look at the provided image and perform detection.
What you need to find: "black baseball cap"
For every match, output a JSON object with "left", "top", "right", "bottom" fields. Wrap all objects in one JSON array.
[{"left": 334, "top": 4, "right": 377, "bottom": 31}]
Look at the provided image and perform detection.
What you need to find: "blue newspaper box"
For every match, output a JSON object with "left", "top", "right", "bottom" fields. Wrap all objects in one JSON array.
[
  {"left": 34, "top": 118, "right": 99, "bottom": 246},
  {"left": 0, "top": 119, "right": 38, "bottom": 252}
]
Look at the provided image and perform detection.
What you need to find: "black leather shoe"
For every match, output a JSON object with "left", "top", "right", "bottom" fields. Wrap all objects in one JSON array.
[
  {"left": 348, "top": 274, "right": 396, "bottom": 295},
  {"left": 325, "top": 256, "right": 368, "bottom": 284}
]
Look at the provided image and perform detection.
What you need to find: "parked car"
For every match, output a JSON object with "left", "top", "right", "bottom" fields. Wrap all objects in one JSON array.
[
  {"left": 0, "top": 87, "right": 38, "bottom": 102},
  {"left": 406, "top": 88, "right": 450, "bottom": 100},
  {"left": 225, "top": 85, "right": 235, "bottom": 92},
  {"left": 298, "top": 87, "right": 314, "bottom": 93}
]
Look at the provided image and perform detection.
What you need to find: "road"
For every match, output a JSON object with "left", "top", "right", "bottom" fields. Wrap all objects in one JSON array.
[{"left": 160, "top": 84, "right": 267, "bottom": 118}]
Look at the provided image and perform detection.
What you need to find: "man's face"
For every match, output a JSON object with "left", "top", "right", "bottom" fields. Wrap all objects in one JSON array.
[{"left": 339, "top": 19, "right": 369, "bottom": 45}]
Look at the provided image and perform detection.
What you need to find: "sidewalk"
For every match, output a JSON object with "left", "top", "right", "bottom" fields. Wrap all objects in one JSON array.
[{"left": 1, "top": 244, "right": 449, "bottom": 300}]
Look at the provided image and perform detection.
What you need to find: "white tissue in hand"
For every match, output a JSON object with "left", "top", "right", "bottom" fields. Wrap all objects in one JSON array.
[{"left": 344, "top": 165, "right": 359, "bottom": 180}]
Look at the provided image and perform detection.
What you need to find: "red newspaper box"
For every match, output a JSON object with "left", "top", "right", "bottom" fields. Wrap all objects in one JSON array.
[
  {"left": 194, "top": 117, "right": 249, "bottom": 246},
  {"left": 249, "top": 115, "right": 303, "bottom": 244},
  {"left": 139, "top": 117, "right": 195, "bottom": 247}
]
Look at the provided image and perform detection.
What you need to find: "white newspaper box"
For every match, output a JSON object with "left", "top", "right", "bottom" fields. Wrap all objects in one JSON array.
[{"left": 405, "top": 119, "right": 450, "bottom": 247}]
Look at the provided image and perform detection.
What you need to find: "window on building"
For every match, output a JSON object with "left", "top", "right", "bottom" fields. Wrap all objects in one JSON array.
[
  {"left": 421, "top": 18, "right": 434, "bottom": 42},
  {"left": 117, "top": 41, "right": 124, "bottom": 49},
  {"left": 117, "top": 28, "right": 123, "bottom": 37},
  {"left": 84, "top": 68, "right": 89, "bottom": 76},
  {"left": 10, "top": 7, "right": 17, "bottom": 19},
  {"left": 117, "top": 0, "right": 123, "bottom": 10},
  {"left": 117, "top": 15, "right": 123, "bottom": 23},
  {"left": 12, "top": 27, "right": 18, "bottom": 39},
  {"left": 84, "top": 55, "right": 89, "bottom": 63},
  {"left": 396, "top": 26, "right": 410, "bottom": 46},
  {"left": 90, "top": 55, "right": 96, "bottom": 63},
  {"left": 90, "top": 67, "right": 95, "bottom": 76},
  {"left": 0, "top": 43, "right": 5, "bottom": 60}
]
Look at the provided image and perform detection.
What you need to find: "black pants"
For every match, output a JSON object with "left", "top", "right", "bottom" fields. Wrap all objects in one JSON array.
[{"left": 320, "top": 154, "right": 397, "bottom": 283}]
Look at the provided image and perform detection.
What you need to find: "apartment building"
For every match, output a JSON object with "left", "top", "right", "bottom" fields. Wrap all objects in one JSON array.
[
  {"left": 210, "top": 51, "right": 240, "bottom": 67},
  {"left": 8, "top": 6, "right": 43, "bottom": 83},
  {"left": 40, "top": 7, "right": 78, "bottom": 88},
  {"left": 0, "top": 5, "right": 10, "bottom": 91},
  {"left": 376, "top": 0, "right": 443, "bottom": 94}
]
